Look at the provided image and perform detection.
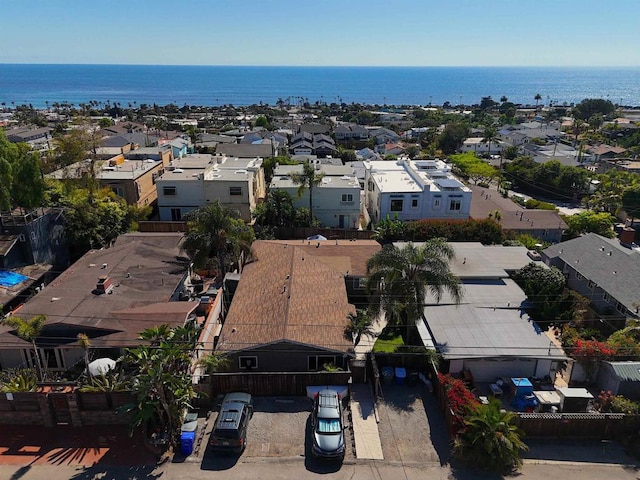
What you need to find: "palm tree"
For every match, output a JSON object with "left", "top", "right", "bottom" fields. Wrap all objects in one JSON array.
[
  {"left": 290, "top": 162, "right": 324, "bottom": 225},
  {"left": 344, "top": 309, "right": 377, "bottom": 347},
  {"left": 534, "top": 93, "right": 542, "bottom": 109},
  {"left": 481, "top": 125, "right": 499, "bottom": 157},
  {"left": 454, "top": 398, "right": 528, "bottom": 473},
  {"left": 197, "top": 353, "right": 231, "bottom": 373},
  {"left": 182, "top": 200, "right": 255, "bottom": 273},
  {"left": 3, "top": 315, "right": 46, "bottom": 381},
  {"left": 366, "top": 240, "right": 462, "bottom": 341},
  {"left": 77, "top": 333, "right": 91, "bottom": 377}
]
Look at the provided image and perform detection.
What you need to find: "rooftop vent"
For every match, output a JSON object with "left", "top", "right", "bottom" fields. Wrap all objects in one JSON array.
[
  {"left": 95, "top": 276, "right": 114, "bottom": 295},
  {"left": 173, "top": 168, "right": 184, "bottom": 173}
]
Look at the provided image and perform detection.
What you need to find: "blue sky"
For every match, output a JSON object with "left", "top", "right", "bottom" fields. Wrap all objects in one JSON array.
[{"left": 2, "top": 0, "right": 639, "bottom": 66}]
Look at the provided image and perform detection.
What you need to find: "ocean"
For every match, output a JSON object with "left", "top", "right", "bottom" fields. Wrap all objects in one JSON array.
[{"left": 1, "top": 64, "right": 639, "bottom": 108}]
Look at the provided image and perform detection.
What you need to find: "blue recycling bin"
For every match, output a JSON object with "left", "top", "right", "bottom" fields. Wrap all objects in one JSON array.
[
  {"left": 394, "top": 367, "right": 407, "bottom": 385},
  {"left": 180, "top": 430, "right": 196, "bottom": 455}
]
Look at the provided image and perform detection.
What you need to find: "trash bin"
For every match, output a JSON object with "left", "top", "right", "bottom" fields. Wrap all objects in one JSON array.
[
  {"left": 394, "top": 367, "right": 407, "bottom": 385},
  {"left": 407, "top": 370, "right": 419, "bottom": 386},
  {"left": 180, "top": 430, "right": 196, "bottom": 455},
  {"left": 381, "top": 366, "right": 394, "bottom": 384}
]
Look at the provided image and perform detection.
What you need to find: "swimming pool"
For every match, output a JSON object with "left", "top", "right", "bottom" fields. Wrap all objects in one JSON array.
[{"left": 0, "top": 270, "right": 29, "bottom": 287}]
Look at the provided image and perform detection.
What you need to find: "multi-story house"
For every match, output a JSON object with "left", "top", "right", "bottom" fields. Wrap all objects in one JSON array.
[
  {"left": 156, "top": 154, "right": 266, "bottom": 222},
  {"left": 364, "top": 158, "right": 471, "bottom": 223},
  {"left": 270, "top": 163, "right": 362, "bottom": 228}
]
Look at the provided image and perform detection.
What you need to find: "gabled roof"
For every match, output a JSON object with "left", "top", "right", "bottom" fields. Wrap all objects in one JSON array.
[
  {"left": 216, "top": 143, "right": 274, "bottom": 158},
  {"left": 216, "top": 241, "right": 364, "bottom": 353},
  {"left": 542, "top": 233, "right": 640, "bottom": 312},
  {"left": 604, "top": 361, "right": 640, "bottom": 382}
]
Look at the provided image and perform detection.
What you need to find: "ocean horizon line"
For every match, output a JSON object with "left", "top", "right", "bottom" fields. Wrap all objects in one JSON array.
[{"left": 1, "top": 63, "right": 639, "bottom": 69}]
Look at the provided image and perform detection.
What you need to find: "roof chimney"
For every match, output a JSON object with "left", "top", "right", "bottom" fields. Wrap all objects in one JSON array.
[{"left": 95, "top": 275, "right": 114, "bottom": 295}]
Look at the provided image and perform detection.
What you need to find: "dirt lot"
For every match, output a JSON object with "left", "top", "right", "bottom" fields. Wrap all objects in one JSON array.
[
  {"left": 376, "top": 383, "right": 449, "bottom": 465},
  {"left": 204, "top": 396, "right": 355, "bottom": 461}
]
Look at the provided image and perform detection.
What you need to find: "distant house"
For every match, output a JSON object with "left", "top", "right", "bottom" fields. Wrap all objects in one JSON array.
[
  {"left": 469, "top": 185, "right": 567, "bottom": 243},
  {"left": 364, "top": 158, "right": 471, "bottom": 223},
  {"left": 542, "top": 233, "right": 640, "bottom": 320},
  {"left": 297, "top": 123, "right": 330, "bottom": 135},
  {"left": 369, "top": 127, "right": 400, "bottom": 145},
  {"left": 48, "top": 149, "right": 170, "bottom": 208},
  {"left": 597, "top": 362, "right": 640, "bottom": 400},
  {"left": 290, "top": 132, "right": 336, "bottom": 158},
  {"left": 596, "top": 158, "right": 640, "bottom": 175},
  {"left": 334, "top": 123, "right": 370, "bottom": 142},
  {"left": 461, "top": 137, "right": 503, "bottom": 154},
  {"left": 216, "top": 143, "right": 277, "bottom": 158},
  {"left": 0, "top": 233, "right": 194, "bottom": 373},
  {"left": 406, "top": 241, "right": 568, "bottom": 382},
  {"left": 215, "top": 240, "right": 380, "bottom": 374},
  {"left": 155, "top": 154, "right": 266, "bottom": 222},
  {"left": 270, "top": 163, "right": 362, "bottom": 228},
  {"left": 5, "top": 127, "right": 52, "bottom": 151},
  {"left": 589, "top": 145, "right": 628, "bottom": 163}
]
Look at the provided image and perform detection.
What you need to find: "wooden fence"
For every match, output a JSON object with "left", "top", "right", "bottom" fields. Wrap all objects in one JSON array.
[
  {"left": 138, "top": 221, "right": 187, "bottom": 232},
  {"left": 516, "top": 412, "right": 640, "bottom": 439},
  {"left": 203, "top": 371, "right": 352, "bottom": 398},
  {"left": 0, "top": 390, "right": 134, "bottom": 427}
]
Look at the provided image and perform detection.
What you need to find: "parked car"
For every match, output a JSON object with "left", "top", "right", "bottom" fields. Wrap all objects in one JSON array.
[
  {"left": 311, "top": 389, "right": 345, "bottom": 459},
  {"left": 209, "top": 392, "right": 253, "bottom": 453}
]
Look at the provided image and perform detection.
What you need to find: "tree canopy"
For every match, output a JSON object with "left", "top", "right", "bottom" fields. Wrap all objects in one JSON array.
[
  {"left": 573, "top": 98, "right": 616, "bottom": 121},
  {"left": 0, "top": 130, "right": 46, "bottom": 210}
]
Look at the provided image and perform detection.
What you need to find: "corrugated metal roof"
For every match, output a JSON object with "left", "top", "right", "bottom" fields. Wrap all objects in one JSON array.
[{"left": 607, "top": 362, "right": 640, "bottom": 382}]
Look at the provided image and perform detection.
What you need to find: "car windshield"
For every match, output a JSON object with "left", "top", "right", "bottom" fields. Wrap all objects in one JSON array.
[{"left": 317, "top": 418, "right": 341, "bottom": 433}]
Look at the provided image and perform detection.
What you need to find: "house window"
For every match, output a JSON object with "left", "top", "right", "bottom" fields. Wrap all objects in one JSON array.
[
  {"left": 449, "top": 199, "right": 461, "bottom": 211},
  {"left": 617, "top": 302, "right": 627, "bottom": 315},
  {"left": 308, "top": 355, "right": 337, "bottom": 371},
  {"left": 110, "top": 185, "right": 124, "bottom": 197},
  {"left": 230, "top": 186, "right": 242, "bottom": 196},
  {"left": 42, "top": 348, "right": 64, "bottom": 370},
  {"left": 433, "top": 197, "right": 441, "bottom": 209},
  {"left": 170, "top": 208, "right": 182, "bottom": 221},
  {"left": 411, "top": 198, "right": 418, "bottom": 208},
  {"left": 588, "top": 280, "right": 595, "bottom": 290},
  {"left": 239, "top": 356, "right": 258, "bottom": 370},
  {"left": 390, "top": 199, "right": 403, "bottom": 212},
  {"left": 341, "top": 193, "right": 354, "bottom": 203},
  {"left": 353, "top": 277, "right": 367, "bottom": 290},
  {"left": 163, "top": 186, "right": 177, "bottom": 196},
  {"left": 604, "top": 292, "right": 611, "bottom": 303},
  {"left": 576, "top": 272, "right": 583, "bottom": 281},
  {"left": 367, "top": 181, "right": 374, "bottom": 192}
]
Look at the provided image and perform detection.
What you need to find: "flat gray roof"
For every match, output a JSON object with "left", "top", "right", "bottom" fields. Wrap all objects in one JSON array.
[{"left": 422, "top": 282, "right": 566, "bottom": 360}]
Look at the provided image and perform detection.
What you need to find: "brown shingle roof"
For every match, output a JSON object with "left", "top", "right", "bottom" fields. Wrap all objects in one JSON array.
[
  {"left": 266, "top": 239, "right": 380, "bottom": 276},
  {"left": 217, "top": 241, "right": 357, "bottom": 353}
]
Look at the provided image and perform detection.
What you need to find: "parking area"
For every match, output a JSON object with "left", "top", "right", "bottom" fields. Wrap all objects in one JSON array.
[
  {"left": 376, "top": 383, "right": 449, "bottom": 465},
  {"left": 200, "top": 396, "right": 355, "bottom": 463}
]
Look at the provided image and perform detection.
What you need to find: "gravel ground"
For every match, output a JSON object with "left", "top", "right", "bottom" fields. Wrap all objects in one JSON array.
[{"left": 376, "top": 383, "right": 449, "bottom": 464}]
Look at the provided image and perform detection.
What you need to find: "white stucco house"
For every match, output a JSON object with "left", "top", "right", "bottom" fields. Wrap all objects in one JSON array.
[
  {"left": 270, "top": 163, "right": 363, "bottom": 228},
  {"left": 156, "top": 154, "right": 266, "bottom": 222},
  {"left": 364, "top": 158, "right": 472, "bottom": 223}
]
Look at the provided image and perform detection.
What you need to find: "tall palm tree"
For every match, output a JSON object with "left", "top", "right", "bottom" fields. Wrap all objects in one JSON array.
[
  {"left": 3, "top": 315, "right": 46, "bottom": 381},
  {"left": 454, "top": 398, "right": 528, "bottom": 473},
  {"left": 290, "top": 162, "right": 324, "bottom": 225},
  {"left": 481, "top": 125, "right": 499, "bottom": 157},
  {"left": 182, "top": 200, "right": 255, "bottom": 273},
  {"left": 366, "top": 240, "right": 462, "bottom": 340},
  {"left": 344, "top": 309, "right": 377, "bottom": 347},
  {"left": 534, "top": 93, "right": 542, "bottom": 109}
]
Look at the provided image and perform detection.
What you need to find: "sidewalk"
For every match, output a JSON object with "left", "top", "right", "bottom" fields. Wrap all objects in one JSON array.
[
  {"left": 350, "top": 383, "right": 384, "bottom": 460},
  {"left": 353, "top": 314, "right": 386, "bottom": 361}
]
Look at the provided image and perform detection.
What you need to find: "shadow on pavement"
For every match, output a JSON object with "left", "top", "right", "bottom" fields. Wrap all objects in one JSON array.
[
  {"left": 69, "top": 465, "right": 163, "bottom": 480},
  {"left": 448, "top": 461, "right": 510, "bottom": 480},
  {"left": 419, "top": 387, "right": 452, "bottom": 465},
  {"left": 524, "top": 438, "right": 640, "bottom": 465},
  {"left": 200, "top": 444, "right": 241, "bottom": 471}
]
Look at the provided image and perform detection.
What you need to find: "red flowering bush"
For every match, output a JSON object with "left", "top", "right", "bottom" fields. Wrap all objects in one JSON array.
[
  {"left": 438, "top": 373, "right": 479, "bottom": 432},
  {"left": 572, "top": 339, "right": 617, "bottom": 382}
]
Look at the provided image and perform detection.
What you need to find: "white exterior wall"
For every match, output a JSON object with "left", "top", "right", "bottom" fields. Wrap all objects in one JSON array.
[
  {"left": 274, "top": 184, "right": 362, "bottom": 228},
  {"left": 370, "top": 188, "right": 470, "bottom": 222},
  {"left": 157, "top": 178, "right": 204, "bottom": 221}
]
